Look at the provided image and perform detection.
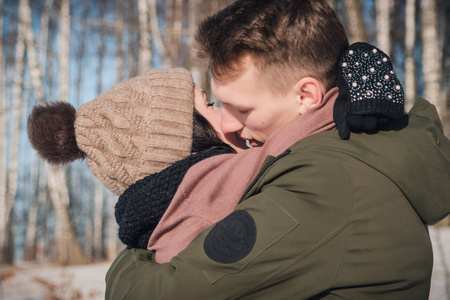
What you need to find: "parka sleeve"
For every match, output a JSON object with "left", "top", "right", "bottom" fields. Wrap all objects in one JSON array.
[{"left": 105, "top": 153, "right": 353, "bottom": 300}]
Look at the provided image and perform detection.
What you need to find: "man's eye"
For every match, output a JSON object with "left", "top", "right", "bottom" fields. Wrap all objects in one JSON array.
[
  {"left": 238, "top": 109, "right": 249, "bottom": 114},
  {"left": 207, "top": 102, "right": 215, "bottom": 107}
]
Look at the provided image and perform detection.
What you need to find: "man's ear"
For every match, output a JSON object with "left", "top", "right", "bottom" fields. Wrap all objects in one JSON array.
[{"left": 294, "top": 77, "right": 325, "bottom": 114}]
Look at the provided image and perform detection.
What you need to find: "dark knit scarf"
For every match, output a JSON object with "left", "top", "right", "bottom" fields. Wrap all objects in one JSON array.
[{"left": 115, "top": 146, "right": 234, "bottom": 249}]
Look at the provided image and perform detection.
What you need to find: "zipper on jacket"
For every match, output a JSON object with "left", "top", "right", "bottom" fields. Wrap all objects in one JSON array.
[{"left": 238, "top": 149, "right": 292, "bottom": 204}]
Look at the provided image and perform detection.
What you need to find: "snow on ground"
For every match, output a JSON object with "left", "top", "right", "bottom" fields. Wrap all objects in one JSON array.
[
  {"left": 430, "top": 226, "right": 450, "bottom": 300},
  {"left": 1, "top": 226, "right": 450, "bottom": 300},
  {"left": 0, "top": 261, "right": 110, "bottom": 300}
]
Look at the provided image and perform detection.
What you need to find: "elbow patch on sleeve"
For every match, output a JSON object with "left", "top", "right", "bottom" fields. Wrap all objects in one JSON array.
[{"left": 204, "top": 210, "right": 257, "bottom": 264}]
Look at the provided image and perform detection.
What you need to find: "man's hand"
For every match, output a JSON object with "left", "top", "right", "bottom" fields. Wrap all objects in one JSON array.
[{"left": 334, "top": 42, "right": 405, "bottom": 140}]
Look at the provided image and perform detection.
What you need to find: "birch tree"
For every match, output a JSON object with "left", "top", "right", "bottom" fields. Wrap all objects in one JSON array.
[
  {"left": 344, "top": 0, "right": 367, "bottom": 43},
  {"left": 421, "top": 0, "right": 443, "bottom": 115},
  {"left": 125, "top": 0, "right": 139, "bottom": 78},
  {"left": 375, "top": 0, "right": 393, "bottom": 54},
  {"left": 115, "top": 0, "right": 124, "bottom": 83},
  {"left": 25, "top": 163, "right": 49, "bottom": 262},
  {"left": 105, "top": 0, "right": 127, "bottom": 261},
  {"left": 190, "top": 0, "right": 234, "bottom": 92},
  {"left": 26, "top": 145, "right": 39, "bottom": 261},
  {"left": 189, "top": 0, "right": 206, "bottom": 88},
  {"left": 3, "top": 0, "right": 29, "bottom": 264},
  {"left": 59, "top": 0, "right": 70, "bottom": 101},
  {"left": 404, "top": 0, "right": 416, "bottom": 110},
  {"left": 166, "top": 0, "right": 183, "bottom": 65},
  {"left": 24, "top": 10, "right": 43, "bottom": 102},
  {"left": 74, "top": 0, "right": 90, "bottom": 108},
  {"left": 149, "top": 0, "right": 172, "bottom": 67},
  {"left": 92, "top": 181, "right": 103, "bottom": 260},
  {"left": 47, "top": 0, "right": 84, "bottom": 264},
  {"left": 39, "top": 0, "right": 54, "bottom": 68},
  {"left": 0, "top": 0, "right": 7, "bottom": 264},
  {"left": 444, "top": 3, "right": 450, "bottom": 138},
  {"left": 138, "top": 0, "right": 152, "bottom": 74},
  {"left": 35, "top": 166, "right": 48, "bottom": 262},
  {"left": 25, "top": 0, "right": 55, "bottom": 261}
]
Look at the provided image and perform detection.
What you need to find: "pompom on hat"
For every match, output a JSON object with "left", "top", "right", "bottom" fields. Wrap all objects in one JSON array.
[{"left": 27, "top": 69, "right": 194, "bottom": 195}]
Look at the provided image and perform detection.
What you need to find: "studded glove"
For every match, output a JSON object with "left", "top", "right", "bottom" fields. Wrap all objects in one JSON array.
[{"left": 334, "top": 42, "right": 405, "bottom": 140}]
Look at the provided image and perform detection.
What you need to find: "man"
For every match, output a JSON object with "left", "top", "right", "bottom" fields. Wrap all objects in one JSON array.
[{"left": 106, "top": 1, "right": 450, "bottom": 298}]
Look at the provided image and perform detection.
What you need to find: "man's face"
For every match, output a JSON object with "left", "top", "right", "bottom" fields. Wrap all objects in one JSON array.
[{"left": 211, "top": 57, "right": 301, "bottom": 147}]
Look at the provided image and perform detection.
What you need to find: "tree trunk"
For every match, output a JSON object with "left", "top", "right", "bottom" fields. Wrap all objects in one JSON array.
[
  {"left": 24, "top": 10, "right": 52, "bottom": 261},
  {"left": 444, "top": 0, "right": 450, "bottom": 138},
  {"left": 85, "top": 196, "right": 93, "bottom": 262},
  {"left": 344, "top": 0, "right": 368, "bottom": 43},
  {"left": 22, "top": 0, "right": 49, "bottom": 261},
  {"left": 59, "top": 0, "right": 70, "bottom": 101},
  {"left": 3, "top": 0, "right": 29, "bottom": 264},
  {"left": 104, "top": 0, "right": 126, "bottom": 261},
  {"left": 115, "top": 0, "right": 124, "bottom": 84},
  {"left": 106, "top": 193, "right": 118, "bottom": 261},
  {"left": 48, "top": 166, "right": 84, "bottom": 265},
  {"left": 93, "top": 181, "right": 103, "bottom": 260},
  {"left": 167, "top": 0, "right": 183, "bottom": 65},
  {"left": 47, "top": 0, "right": 84, "bottom": 265},
  {"left": 35, "top": 163, "right": 48, "bottom": 263},
  {"left": 375, "top": 0, "right": 393, "bottom": 54},
  {"left": 75, "top": 1, "right": 88, "bottom": 101},
  {"left": 421, "top": 0, "right": 443, "bottom": 115},
  {"left": 25, "top": 156, "right": 42, "bottom": 261},
  {"left": 38, "top": 0, "right": 53, "bottom": 68},
  {"left": 189, "top": 0, "right": 206, "bottom": 88},
  {"left": 404, "top": 0, "right": 416, "bottom": 111},
  {"left": 148, "top": 0, "right": 172, "bottom": 67},
  {"left": 125, "top": 0, "right": 138, "bottom": 78},
  {"left": 327, "top": 0, "right": 335, "bottom": 9},
  {"left": 0, "top": 0, "right": 6, "bottom": 264},
  {"left": 24, "top": 4, "right": 43, "bottom": 102},
  {"left": 138, "top": 0, "right": 152, "bottom": 74}
]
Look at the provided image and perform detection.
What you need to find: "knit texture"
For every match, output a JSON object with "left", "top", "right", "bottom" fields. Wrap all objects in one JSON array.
[
  {"left": 75, "top": 69, "right": 194, "bottom": 195},
  {"left": 115, "top": 146, "right": 234, "bottom": 249}
]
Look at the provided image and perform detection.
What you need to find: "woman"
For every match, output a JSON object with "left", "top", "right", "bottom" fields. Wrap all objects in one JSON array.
[{"left": 27, "top": 68, "right": 247, "bottom": 260}]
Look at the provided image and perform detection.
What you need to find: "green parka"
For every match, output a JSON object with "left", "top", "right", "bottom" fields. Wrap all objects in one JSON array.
[{"left": 106, "top": 98, "right": 450, "bottom": 299}]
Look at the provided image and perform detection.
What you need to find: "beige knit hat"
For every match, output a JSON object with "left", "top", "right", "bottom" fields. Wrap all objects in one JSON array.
[{"left": 27, "top": 69, "right": 194, "bottom": 195}]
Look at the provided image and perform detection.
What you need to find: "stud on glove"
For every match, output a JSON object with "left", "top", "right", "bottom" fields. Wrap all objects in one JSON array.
[{"left": 334, "top": 42, "right": 405, "bottom": 140}]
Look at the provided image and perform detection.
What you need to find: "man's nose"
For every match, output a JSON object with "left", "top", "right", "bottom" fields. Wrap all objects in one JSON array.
[{"left": 220, "top": 108, "right": 243, "bottom": 134}]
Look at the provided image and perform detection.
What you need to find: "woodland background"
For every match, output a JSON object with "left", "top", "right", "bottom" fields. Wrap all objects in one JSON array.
[{"left": 0, "top": 0, "right": 448, "bottom": 269}]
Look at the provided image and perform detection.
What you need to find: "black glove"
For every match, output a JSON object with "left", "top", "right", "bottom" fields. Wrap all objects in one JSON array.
[{"left": 334, "top": 42, "right": 405, "bottom": 140}]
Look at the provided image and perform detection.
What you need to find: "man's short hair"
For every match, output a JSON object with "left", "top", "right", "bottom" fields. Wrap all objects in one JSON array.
[{"left": 195, "top": 0, "right": 349, "bottom": 93}]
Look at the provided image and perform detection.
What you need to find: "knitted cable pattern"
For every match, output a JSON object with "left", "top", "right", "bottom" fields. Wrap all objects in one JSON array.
[
  {"left": 75, "top": 69, "right": 194, "bottom": 196},
  {"left": 115, "top": 146, "right": 234, "bottom": 249}
]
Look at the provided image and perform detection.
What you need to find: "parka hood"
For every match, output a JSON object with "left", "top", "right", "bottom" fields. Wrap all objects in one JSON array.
[{"left": 336, "top": 98, "right": 450, "bottom": 225}]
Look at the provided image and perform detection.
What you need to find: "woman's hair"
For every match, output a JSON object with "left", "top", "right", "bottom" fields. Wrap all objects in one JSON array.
[{"left": 192, "top": 109, "right": 235, "bottom": 153}]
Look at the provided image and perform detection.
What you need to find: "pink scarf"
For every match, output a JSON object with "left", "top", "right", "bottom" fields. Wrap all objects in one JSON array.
[{"left": 148, "top": 88, "right": 339, "bottom": 263}]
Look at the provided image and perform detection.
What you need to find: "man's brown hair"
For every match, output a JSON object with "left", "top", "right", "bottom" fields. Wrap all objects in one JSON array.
[{"left": 195, "top": 0, "right": 349, "bottom": 93}]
